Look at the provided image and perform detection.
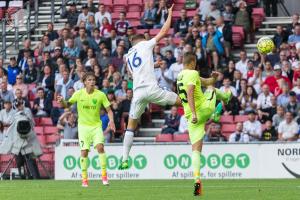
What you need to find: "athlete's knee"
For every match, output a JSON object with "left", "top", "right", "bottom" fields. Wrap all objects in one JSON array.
[
  {"left": 192, "top": 140, "right": 203, "bottom": 152},
  {"left": 81, "top": 150, "right": 88, "bottom": 157},
  {"left": 175, "top": 97, "right": 182, "bottom": 106},
  {"left": 127, "top": 118, "right": 138, "bottom": 130},
  {"left": 96, "top": 144, "right": 105, "bottom": 153}
]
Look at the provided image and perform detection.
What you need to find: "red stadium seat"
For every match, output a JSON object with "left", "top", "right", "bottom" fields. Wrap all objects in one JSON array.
[
  {"left": 0, "top": 8, "right": 5, "bottom": 20},
  {"left": 155, "top": 134, "right": 173, "bottom": 142},
  {"left": 34, "top": 118, "right": 41, "bottom": 126},
  {"left": 113, "top": 0, "right": 127, "bottom": 12},
  {"left": 187, "top": 10, "right": 197, "bottom": 18},
  {"left": 128, "top": 0, "right": 142, "bottom": 12},
  {"left": 149, "top": 29, "right": 160, "bottom": 36},
  {"left": 28, "top": 91, "right": 36, "bottom": 101},
  {"left": 0, "top": 154, "right": 12, "bottom": 162},
  {"left": 103, "top": 0, "right": 113, "bottom": 10},
  {"left": 112, "top": 12, "right": 119, "bottom": 21},
  {"left": 252, "top": 8, "right": 265, "bottom": 29},
  {"left": 44, "top": 126, "right": 58, "bottom": 135},
  {"left": 221, "top": 124, "right": 236, "bottom": 133},
  {"left": 232, "top": 26, "right": 245, "bottom": 48},
  {"left": 126, "top": 12, "right": 140, "bottom": 20},
  {"left": 46, "top": 134, "right": 60, "bottom": 144},
  {"left": 40, "top": 153, "right": 53, "bottom": 162},
  {"left": 40, "top": 118, "right": 53, "bottom": 126},
  {"left": 234, "top": 115, "right": 248, "bottom": 123},
  {"left": 173, "top": 134, "right": 189, "bottom": 142},
  {"left": 220, "top": 115, "right": 234, "bottom": 124},
  {"left": 130, "top": 20, "right": 141, "bottom": 27},
  {"left": 172, "top": 11, "right": 181, "bottom": 20},
  {"left": 173, "top": 3, "right": 184, "bottom": 11},
  {"left": 34, "top": 126, "right": 44, "bottom": 135},
  {"left": 245, "top": 0, "right": 258, "bottom": 5},
  {"left": 37, "top": 135, "right": 47, "bottom": 145},
  {"left": 136, "top": 29, "right": 149, "bottom": 34}
]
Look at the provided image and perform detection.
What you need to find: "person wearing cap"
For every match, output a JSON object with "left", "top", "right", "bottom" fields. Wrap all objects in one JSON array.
[
  {"left": 278, "top": 111, "right": 298, "bottom": 141},
  {"left": 7, "top": 57, "right": 21, "bottom": 85},
  {"left": 243, "top": 110, "right": 262, "bottom": 141},
  {"left": 264, "top": 64, "right": 292, "bottom": 95},
  {"left": 77, "top": 3, "right": 94, "bottom": 26},
  {"left": 61, "top": 1, "right": 80, "bottom": 27}
]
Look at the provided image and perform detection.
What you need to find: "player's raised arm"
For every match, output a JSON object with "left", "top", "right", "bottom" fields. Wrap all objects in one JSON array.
[
  {"left": 154, "top": 4, "right": 174, "bottom": 43},
  {"left": 57, "top": 95, "right": 72, "bottom": 108}
]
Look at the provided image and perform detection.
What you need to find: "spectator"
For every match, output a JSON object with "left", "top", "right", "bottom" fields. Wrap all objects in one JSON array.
[
  {"left": 13, "top": 89, "right": 30, "bottom": 110},
  {"left": 231, "top": 70, "right": 242, "bottom": 93},
  {"left": 119, "top": 89, "right": 133, "bottom": 118},
  {"left": 100, "top": 108, "right": 112, "bottom": 143},
  {"left": 161, "top": 106, "right": 181, "bottom": 134},
  {"left": 38, "top": 65, "right": 55, "bottom": 92},
  {"left": 240, "top": 86, "right": 257, "bottom": 114},
  {"left": 115, "top": 12, "right": 130, "bottom": 37},
  {"left": 285, "top": 91, "right": 300, "bottom": 116},
  {"left": 56, "top": 70, "right": 74, "bottom": 100},
  {"left": 287, "top": 13, "right": 299, "bottom": 35},
  {"left": 98, "top": 47, "right": 111, "bottom": 72},
  {"left": 7, "top": 57, "right": 21, "bottom": 86},
  {"left": 261, "top": 120, "right": 278, "bottom": 141},
  {"left": 92, "top": 28, "right": 101, "bottom": 45},
  {"left": 197, "top": 0, "right": 211, "bottom": 21},
  {"left": 155, "top": 0, "right": 168, "bottom": 28},
  {"left": 18, "top": 50, "right": 32, "bottom": 74},
  {"left": 261, "top": 61, "right": 274, "bottom": 80},
  {"left": 243, "top": 110, "right": 262, "bottom": 141},
  {"left": 234, "top": 1, "right": 251, "bottom": 43},
  {"left": 46, "top": 23, "right": 59, "bottom": 41},
  {"left": 57, "top": 111, "right": 78, "bottom": 139},
  {"left": 204, "top": 122, "right": 227, "bottom": 142},
  {"left": 266, "top": 48, "right": 280, "bottom": 67},
  {"left": 206, "top": 1, "right": 221, "bottom": 22},
  {"left": 272, "top": 105, "right": 285, "bottom": 131},
  {"left": 32, "top": 87, "right": 53, "bottom": 117},
  {"left": 160, "top": 37, "right": 176, "bottom": 57},
  {"left": 281, "top": 61, "right": 293, "bottom": 82},
  {"left": 111, "top": 46, "right": 125, "bottom": 71},
  {"left": 264, "top": 64, "right": 292, "bottom": 95},
  {"left": 63, "top": 38, "right": 80, "bottom": 67},
  {"left": 257, "top": 84, "right": 273, "bottom": 121},
  {"left": 220, "top": 77, "right": 238, "bottom": 97},
  {"left": 248, "top": 68, "right": 263, "bottom": 94},
  {"left": 15, "top": 99, "right": 33, "bottom": 122},
  {"left": 17, "top": 39, "right": 34, "bottom": 65},
  {"left": 175, "top": 115, "right": 188, "bottom": 135},
  {"left": 169, "top": 54, "right": 183, "bottom": 82},
  {"left": 95, "top": 4, "right": 112, "bottom": 27},
  {"left": 37, "top": 35, "right": 54, "bottom": 55},
  {"left": 288, "top": 24, "right": 300, "bottom": 44},
  {"left": 276, "top": 84, "right": 290, "bottom": 107},
  {"left": 140, "top": 0, "right": 157, "bottom": 29},
  {"left": 86, "top": 0, "right": 97, "bottom": 13},
  {"left": 99, "top": 17, "right": 113, "bottom": 38},
  {"left": 235, "top": 50, "right": 248, "bottom": 79},
  {"left": 273, "top": 25, "right": 289, "bottom": 49},
  {"left": 228, "top": 122, "right": 249, "bottom": 143},
  {"left": 164, "top": 50, "right": 176, "bottom": 68},
  {"left": 155, "top": 59, "right": 173, "bottom": 91},
  {"left": 0, "top": 81, "right": 14, "bottom": 103},
  {"left": 61, "top": 2, "right": 79, "bottom": 27},
  {"left": 222, "top": 1, "right": 234, "bottom": 24},
  {"left": 39, "top": 51, "right": 56, "bottom": 71},
  {"left": 86, "top": 15, "right": 97, "bottom": 36},
  {"left": 292, "top": 76, "right": 300, "bottom": 95},
  {"left": 74, "top": 28, "right": 98, "bottom": 51},
  {"left": 175, "top": 9, "right": 189, "bottom": 37},
  {"left": 115, "top": 80, "right": 128, "bottom": 102},
  {"left": 278, "top": 111, "right": 298, "bottom": 141},
  {"left": 77, "top": 4, "right": 94, "bottom": 26},
  {"left": 0, "top": 101, "right": 15, "bottom": 132},
  {"left": 73, "top": 71, "right": 85, "bottom": 91},
  {"left": 111, "top": 72, "right": 122, "bottom": 91},
  {"left": 13, "top": 75, "right": 28, "bottom": 98}
]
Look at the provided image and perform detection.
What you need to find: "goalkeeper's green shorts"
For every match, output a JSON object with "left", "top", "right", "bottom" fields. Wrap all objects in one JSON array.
[
  {"left": 78, "top": 124, "right": 104, "bottom": 150},
  {"left": 187, "top": 89, "right": 216, "bottom": 144}
]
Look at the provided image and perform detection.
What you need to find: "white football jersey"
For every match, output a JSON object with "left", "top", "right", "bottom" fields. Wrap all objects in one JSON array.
[{"left": 125, "top": 38, "right": 158, "bottom": 90}]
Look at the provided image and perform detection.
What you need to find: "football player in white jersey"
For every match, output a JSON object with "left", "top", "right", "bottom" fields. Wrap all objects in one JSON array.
[{"left": 119, "top": 4, "right": 181, "bottom": 169}]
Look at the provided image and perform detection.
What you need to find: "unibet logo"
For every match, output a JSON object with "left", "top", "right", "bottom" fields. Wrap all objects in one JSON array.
[
  {"left": 164, "top": 153, "right": 250, "bottom": 169},
  {"left": 63, "top": 155, "right": 147, "bottom": 170}
]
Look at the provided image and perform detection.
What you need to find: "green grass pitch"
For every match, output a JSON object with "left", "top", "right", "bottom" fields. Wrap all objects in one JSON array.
[{"left": 0, "top": 179, "right": 299, "bottom": 200}]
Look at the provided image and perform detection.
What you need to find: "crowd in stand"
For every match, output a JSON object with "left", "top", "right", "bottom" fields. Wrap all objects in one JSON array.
[{"left": 0, "top": 0, "right": 300, "bottom": 143}]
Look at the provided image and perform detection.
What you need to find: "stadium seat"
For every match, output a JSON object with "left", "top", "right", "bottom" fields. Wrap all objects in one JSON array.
[
  {"left": 40, "top": 153, "right": 53, "bottom": 162},
  {"left": 221, "top": 124, "right": 236, "bottom": 133},
  {"left": 245, "top": 0, "right": 258, "bottom": 5},
  {"left": 187, "top": 10, "right": 197, "bottom": 18},
  {"left": 149, "top": 103, "right": 163, "bottom": 118},
  {"left": 232, "top": 26, "right": 245, "bottom": 48},
  {"left": 173, "top": 134, "right": 189, "bottom": 142},
  {"left": 28, "top": 91, "right": 36, "bottom": 101},
  {"left": 0, "top": 154, "right": 12, "bottom": 162},
  {"left": 34, "top": 126, "right": 44, "bottom": 135},
  {"left": 252, "top": 8, "right": 265, "bottom": 29},
  {"left": 126, "top": 12, "right": 140, "bottom": 20},
  {"left": 220, "top": 115, "right": 234, "bottom": 124},
  {"left": 111, "top": 12, "right": 119, "bottom": 21},
  {"left": 40, "top": 118, "right": 53, "bottom": 126},
  {"left": 103, "top": 0, "right": 113, "bottom": 11},
  {"left": 155, "top": 134, "right": 173, "bottom": 142},
  {"left": 34, "top": 117, "right": 41, "bottom": 126},
  {"left": 234, "top": 115, "right": 248, "bottom": 123},
  {"left": 37, "top": 135, "right": 47, "bottom": 145},
  {"left": 130, "top": 20, "right": 141, "bottom": 27},
  {"left": 44, "top": 126, "right": 58, "bottom": 135},
  {"left": 46, "top": 134, "right": 60, "bottom": 144},
  {"left": 136, "top": 29, "right": 149, "bottom": 34},
  {"left": 172, "top": 11, "right": 181, "bottom": 20},
  {"left": 113, "top": 0, "right": 127, "bottom": 12},
  {"left": 28, "top": 83, "right": 36, "bottom": 91},
  {"left": 128, "top": 0, "right": 142, "bottom": 12},
  {"left": 149, "top": 29, "right": 160, "bottom": 36},
  {"left": 173, "top": 3, "right": 184, "bottom": 11}
]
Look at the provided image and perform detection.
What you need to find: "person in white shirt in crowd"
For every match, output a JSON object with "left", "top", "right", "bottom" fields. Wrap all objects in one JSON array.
[
  {"left": 0, "top": 101, "right": 15, "bottom": 138},
  {"left": 154, "top": 59, "right": 173, "bottom": 91},
  {"left": 235, "top": 50, "right": 248, "bottom": 79},
  {"left": 56, "top": 69, "right": 74, "bottom": 99},
  {"left": 95, "top": 4, "right": 112, "bottom": 27},
  {"left": 220, "top": 77, "right": 237, "bottom": 97},
  {"left": 292, "top": 76, "right": 300, "bottom": 95},
  {"left": 257, "top": 84, "right": 273, "bottom": 119},
  {"left": 174, "top": 115, "right": 188, "bottom": 135},
  {"left": 73, "top": 71, "right": 85, "bottom": 91},
  {"left": 243, "top": 110, "right": 262, "bottom": 141},
  {"left": 229, "top": 122, "right": 249, "bottom": 143},
  {"left": 272, "top": 105, "right": 285, "bottom": 131},
  {"left": 168, "top": 53, "right": 183, "bottom": 82},
  {"left": 276, "top": 83, "right": 290, "bottom": 107},
  {"left": 248, "top": 67, "right": 263, "bottom": 94},
  {"left": 278, "top": 111, "right": 299, "bottom": 141},
  {"left": 77, "top": 4, "right": 94, "bottom": 26}
]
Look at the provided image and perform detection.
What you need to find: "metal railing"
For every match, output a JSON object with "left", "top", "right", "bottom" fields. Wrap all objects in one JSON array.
[
  {"left": 0, "top": 0, "right": 39, "bottom": 59},
  {"left": 278, "top": 0, "right": 291, "bottom": 16}
]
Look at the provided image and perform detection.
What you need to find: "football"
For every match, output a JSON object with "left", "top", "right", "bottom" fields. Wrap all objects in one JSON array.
[{"left": 256, "top": 36, "right": 275, "bottom": 54}]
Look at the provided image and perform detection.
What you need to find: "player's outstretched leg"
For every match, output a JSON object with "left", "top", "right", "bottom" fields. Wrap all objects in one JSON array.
[
  {"left": 210, "top": 88, "right": 232, "bottom": 122},
  {"left": 80, "top": 155, "right": 89, "bottom": 187}
]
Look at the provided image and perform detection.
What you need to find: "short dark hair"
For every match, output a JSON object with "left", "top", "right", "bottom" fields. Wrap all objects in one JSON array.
[
  {"left": 131, "top": 34, "right": 145, "bottom": 44},
  {"left": 183, "top": 52, "right": 196, "bottom": 65},
  {"left": 37, "top": 87, "right": 44, "bottom": 92},
  {"left": 82, "top": 71, "right": 96, "bottom": 82},
  {"left": 120, "top": 11, "right": 126, "bottom": 16}
]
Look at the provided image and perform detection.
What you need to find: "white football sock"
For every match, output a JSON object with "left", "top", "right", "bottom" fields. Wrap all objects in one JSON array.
[{"left": 122, "top": 130, "right": 134, "bottom": 161}]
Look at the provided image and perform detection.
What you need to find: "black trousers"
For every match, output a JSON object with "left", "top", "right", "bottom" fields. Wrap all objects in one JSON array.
[
  {"left": 15, "top": 153, "right": 40, "bottom": 179},
  {"left": 264, "top": 0, "right": 278, "bottom": 17}
]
